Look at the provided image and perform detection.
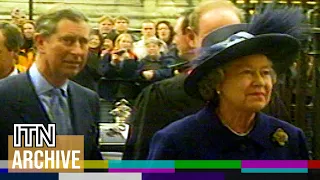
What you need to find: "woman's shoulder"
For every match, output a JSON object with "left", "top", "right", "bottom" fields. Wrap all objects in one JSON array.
[{"left": 259, "top": 113, "right": 304, "bottom": 134}]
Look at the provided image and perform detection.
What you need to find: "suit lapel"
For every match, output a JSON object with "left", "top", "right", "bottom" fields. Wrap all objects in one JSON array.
[
  {"left": 14, "top": 73, "right": 51, "bottom": 124},
  {"left": 68, "top": 82, "right": 91, "bottom": 135}
]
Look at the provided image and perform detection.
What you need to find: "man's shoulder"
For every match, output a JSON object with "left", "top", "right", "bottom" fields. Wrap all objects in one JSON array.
[
  {"left": 69, "top": 81, "right": 99, "bottom": 99},
  {"left": 0, "top": 73, "right": 28, "bottom": 91},
  {"left": 69, "top": 81, "right": 96, "bottom": 94},
  {"left": 155, "top": 74, "right": 187, "bottom": 89},
  {"left": 137, "top": 74, "right": 186, "bottom": 100}
]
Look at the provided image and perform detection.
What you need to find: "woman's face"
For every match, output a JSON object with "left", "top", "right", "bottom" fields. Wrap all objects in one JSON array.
[
  {"left": 103, "top": 39, "right": 113, "bottom": 50},
  {"left": 218, "top": 54, "right": 274, "bottom": 112},
  {"left": 157, "top": 23, "right": 170, "bottom": 42},
  {"left": 23, "top": 23, "right": 35, "bottom": 39},
  {"left": 118, "top": 36, "right": 133, "bottom": 49},
  {"left": 88, "top": 34, "right": 101, "bottom": 49}
]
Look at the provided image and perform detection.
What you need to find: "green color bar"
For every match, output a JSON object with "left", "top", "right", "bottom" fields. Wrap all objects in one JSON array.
[{"left": 175, "top": 160, "right": 241, "bottom": 169}]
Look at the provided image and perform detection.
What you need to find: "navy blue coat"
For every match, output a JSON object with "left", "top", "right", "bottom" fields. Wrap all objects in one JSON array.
[{"left": 147, "top": 103, "right": 310, "bottom": 160}]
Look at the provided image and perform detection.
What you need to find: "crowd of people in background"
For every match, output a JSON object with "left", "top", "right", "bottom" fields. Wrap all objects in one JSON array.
[{"left": 5, "top": 7, "right": 184, "bottom": 104}]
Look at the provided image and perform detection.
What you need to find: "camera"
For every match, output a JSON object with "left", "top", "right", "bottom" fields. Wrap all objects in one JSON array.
[{"left": 113, "top": 49, "right": 127, "bottom": 55}]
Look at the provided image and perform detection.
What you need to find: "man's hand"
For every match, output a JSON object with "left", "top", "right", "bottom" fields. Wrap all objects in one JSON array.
[{"left": 142, "top": 70, "right": 155, "bottom": 80}]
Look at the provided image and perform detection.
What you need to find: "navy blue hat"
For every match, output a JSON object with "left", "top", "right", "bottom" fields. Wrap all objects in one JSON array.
[{"left": 184, "top": 7, "right": 306, "bottom": 98}]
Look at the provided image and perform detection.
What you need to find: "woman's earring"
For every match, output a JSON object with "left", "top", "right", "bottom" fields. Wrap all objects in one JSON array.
[{"left": 216, "top": 90, "right": 221, "bottom": 95}]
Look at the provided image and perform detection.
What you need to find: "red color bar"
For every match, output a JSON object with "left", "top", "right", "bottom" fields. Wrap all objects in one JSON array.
[{"left": 308, "top": 160, "right": 320, "bottom": 169}]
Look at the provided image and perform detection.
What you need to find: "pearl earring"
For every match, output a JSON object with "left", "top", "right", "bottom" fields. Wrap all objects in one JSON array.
[{"left": 216, "top": 90, "right": 221, "bottom": 95}]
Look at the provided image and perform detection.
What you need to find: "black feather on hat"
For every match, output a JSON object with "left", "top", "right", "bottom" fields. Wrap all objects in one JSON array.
[{"left": 185, "top": 6, "right": 307, "bottom": 99}]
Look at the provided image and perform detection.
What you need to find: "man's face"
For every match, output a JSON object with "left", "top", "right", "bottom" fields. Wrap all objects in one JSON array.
[
  {"left": 115, "top": 19, "right": 128, "bottom": 33},
  {"left": 99, "top": 19, "right": 113, "bottom": 34},
  {"left": 0, "top": 30, "right": 15, "bottom": 79},
  {"left": 146, "top": 43, "right": 160, "bottom": 56},
  {"left": 36, "top": 19, "right": 90, "bottom": 82},
  {"left": 173, "top": 17, "right": 192, "bottom": 57},
  {"left": 142, "top": 23, "right": 156, "bottom": 39}
]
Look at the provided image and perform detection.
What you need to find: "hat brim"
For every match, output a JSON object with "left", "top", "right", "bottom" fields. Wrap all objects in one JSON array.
[{"left": 185, "top": 34, "right": 300, "bottom": 99}]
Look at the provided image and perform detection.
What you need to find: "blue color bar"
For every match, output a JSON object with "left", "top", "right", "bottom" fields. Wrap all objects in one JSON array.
[
  {"left": 0, "top": 173, "right": 58, "bottom": 180},
  {"left": 109, "top": 160, "right": 175, "bottom": 169},
  {"left": 0, "top": 169, "right": 7, "bottom": 173}
]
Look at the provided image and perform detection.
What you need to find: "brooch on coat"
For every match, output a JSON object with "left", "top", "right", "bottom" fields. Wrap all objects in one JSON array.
[{"left": 272, "top": 128, "right": 289, "bottom": 146}]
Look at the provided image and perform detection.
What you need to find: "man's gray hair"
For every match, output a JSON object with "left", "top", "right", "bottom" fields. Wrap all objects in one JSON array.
[
  {"left": 35, "top": 8, "right": 89, "bottom": 37},
  {"left": 0, "top": 22, "right": 24, "bottom": 52}
]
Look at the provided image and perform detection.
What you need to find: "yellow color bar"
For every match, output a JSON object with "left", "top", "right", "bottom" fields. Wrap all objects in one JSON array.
[{"left": 84, "top": 160, "right": 108, "bottom": 169}]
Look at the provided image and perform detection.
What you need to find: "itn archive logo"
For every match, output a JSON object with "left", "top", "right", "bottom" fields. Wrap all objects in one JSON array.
[{"left": 8, "top": 124, "right": 84, "bottom": 172}]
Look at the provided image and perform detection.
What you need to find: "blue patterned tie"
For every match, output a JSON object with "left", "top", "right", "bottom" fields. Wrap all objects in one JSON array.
[{"left": 49, "top": 88, "right": 72, "bottom": 135}]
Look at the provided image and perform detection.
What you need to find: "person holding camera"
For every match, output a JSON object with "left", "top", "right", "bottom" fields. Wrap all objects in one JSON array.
[{"left": 99, "top": 33, "right": 140, "bottom": 102}]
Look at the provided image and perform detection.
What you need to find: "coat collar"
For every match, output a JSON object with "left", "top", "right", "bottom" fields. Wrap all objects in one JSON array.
[
  {"left": 13, "top": 73, "right": 51, "bottom": 124},
  {"left": 67, "top": 81, "right": 93, "bottom": 135},
  {"left": 196, "top": 103, "right": 275, "bottom": 152}
]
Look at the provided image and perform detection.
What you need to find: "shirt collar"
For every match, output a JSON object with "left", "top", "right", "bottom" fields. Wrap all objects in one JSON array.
[
  {"left": 9, "top": 68, "right": 19, "bottom": 76},
  {"left": 29, "top": 63, "right": 69, "bottom": 96}
]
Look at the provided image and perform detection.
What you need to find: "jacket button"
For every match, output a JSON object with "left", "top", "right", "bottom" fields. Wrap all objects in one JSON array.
[{"left": 240, "top": 144, "right": 247, "bottom": 151}]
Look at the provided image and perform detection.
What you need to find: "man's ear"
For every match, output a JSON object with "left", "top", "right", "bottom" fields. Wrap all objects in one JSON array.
[
  {"left": 34, "top": 33, "right": 46, "bottom": 54},
  {"left": 185, "top": 27, "right": 198, "bottom": 49},
  {"left": 9, "top": 50, "right": 18, "bottom": 62}
]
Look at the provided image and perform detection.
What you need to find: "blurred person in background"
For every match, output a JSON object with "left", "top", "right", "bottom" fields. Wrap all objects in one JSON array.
[
  {"left": 114, "top": 16, "right": 130, "bottom": 35},
  {"left": 10, "top": 8, "right": 27, "bottom": 28},
  {"left": 72, "top": 29, "right": 103, "bottom": 91},
  {"left": 134, "top": 20, "right": 167, "bottom": 59},
  {"left": 100, "top": 35, "right": 114, "bottom": 57},
  {"left": 114, "top": 15, "right": 139, "bottom": 42},
  {"left": 138, "top": 38, "right": 174, "bottom": 83},
  {"left": 18, "top": 20, "right": 36, "bottom": 71},
  {"left": 98, "top": 15, "right": 117, "bottom": 41},
  {"left": 0, "top": 22, "right": 24, "bottom": 79},
  {"left": 99, "top": 33, "right": 139, "bottom": 102},
  {"left": 156, "top": 20, "right": 174, "bottom": 49}
]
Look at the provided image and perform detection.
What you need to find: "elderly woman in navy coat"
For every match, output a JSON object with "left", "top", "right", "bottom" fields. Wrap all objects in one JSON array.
[{"left": 147, "top": 7, "right": 310, "bottom": 160}]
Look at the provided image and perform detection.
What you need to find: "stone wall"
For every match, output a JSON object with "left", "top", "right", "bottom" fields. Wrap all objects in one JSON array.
[{"left": 0, "top": 0, "right": 200, "bottom": 28}]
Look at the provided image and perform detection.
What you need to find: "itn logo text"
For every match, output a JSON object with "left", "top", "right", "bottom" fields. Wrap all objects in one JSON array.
[{"left": 9, "top": 123, "right": 83, "bottom": 172}]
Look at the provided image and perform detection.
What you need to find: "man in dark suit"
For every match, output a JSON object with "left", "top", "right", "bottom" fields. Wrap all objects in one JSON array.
[{"left": 0, "top": 9, "right": 102, "bottom": 160}]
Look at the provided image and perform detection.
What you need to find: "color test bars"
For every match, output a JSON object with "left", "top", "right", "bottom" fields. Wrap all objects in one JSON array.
[{"left": 2, "top": 160, "right": 320, "bottom": 173}]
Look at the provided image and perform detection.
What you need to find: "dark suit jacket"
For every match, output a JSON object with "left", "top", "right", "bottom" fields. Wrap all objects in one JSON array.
[
  {"left": 123, "top": 73, "right": 204, "bottom": 160},
  {"left": 0, "top": 72, "right": 102, "bottom": 161},
  {"left": 147, "top": 103, "right": 310, "bottom": 160}
]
